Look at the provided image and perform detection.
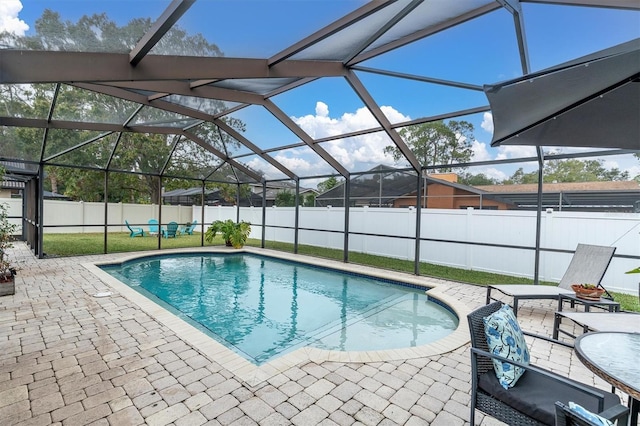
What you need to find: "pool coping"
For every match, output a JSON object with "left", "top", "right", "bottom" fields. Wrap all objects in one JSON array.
[{"left": 84, "top": 247, "right": 471, "bottom": 387}]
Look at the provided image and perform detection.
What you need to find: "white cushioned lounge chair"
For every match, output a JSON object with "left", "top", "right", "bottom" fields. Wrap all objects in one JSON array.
[{"left": 486, "top": 244, "right": 616, "bottom": 316}]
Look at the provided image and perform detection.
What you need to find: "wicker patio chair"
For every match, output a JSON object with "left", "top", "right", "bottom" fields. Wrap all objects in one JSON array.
[
  {"left": 555, "top": 401, "right": 628, "bottom": 426},
  {"left": 468, "top": 302, "right": 627, "bottom": 425},
  {"left": 486, "top": 244, "right": 616, "bottom": 316}
]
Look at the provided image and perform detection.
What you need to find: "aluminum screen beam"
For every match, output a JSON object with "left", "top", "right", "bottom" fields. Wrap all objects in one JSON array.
[
  {"left": 181, "top": 132, "right": 263, "bottom": 183},
  {"left": 211, "top": 117, "right": 297, "bottom": 180},
  {"left": 129, "top": 0, "right": 196, "bottom": 65},
  {"left": 262, "top": 99, "right": 349, "bottom": 177},
  {"left": 522, "top": 0, "right": 640, "bottom": 10},
  {"left": 345, "top": 69, "right": 421, "bottom": 172},
  {"left": 0, "top": 51, "right": 346, "bottom": 84},
  {"left": 269, "top": 0, "right": 390, "bottom": 66}
]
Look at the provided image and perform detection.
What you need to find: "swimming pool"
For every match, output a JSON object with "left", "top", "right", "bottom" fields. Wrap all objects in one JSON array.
[{"left": 100, "top": 252, "right": 459, "bottom": 365}]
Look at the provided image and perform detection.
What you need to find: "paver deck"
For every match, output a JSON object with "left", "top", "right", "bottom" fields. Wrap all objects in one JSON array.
[{"left": 0, "top": 242, "right": 631, "bottom": 425}]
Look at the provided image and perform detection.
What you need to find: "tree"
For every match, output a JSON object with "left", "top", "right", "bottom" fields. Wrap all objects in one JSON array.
[
  {"left": 503, "top": 159, "right": 630, "bottom": 185},
  {"left": 458, "top": 173, "right": 499, "bottom": 186},
  {"left": 317, "top": 176, "right": 340, "bottom": 193},
  {"left": 0, "top": 10, "right": 245, "bottom": 203},
  {"left": 502, "top": 168, "right": 539, "bottom": 185},
  {"left": 384, "top": 120, "right": 475, "bottom": 171},
  {"left": 275, "top": 190, "right": 296, "bottom": 207},
  {"left": 302, "top": 193, "right": 316, "bottom": 207}
]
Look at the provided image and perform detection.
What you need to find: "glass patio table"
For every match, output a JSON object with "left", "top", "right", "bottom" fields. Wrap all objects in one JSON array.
[{"left": 574, "top": 331, "right": 640, "bottom": 425}]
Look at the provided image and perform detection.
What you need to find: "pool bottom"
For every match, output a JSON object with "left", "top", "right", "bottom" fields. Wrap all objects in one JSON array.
[{"left": 87, "top": 247, "right": 471, "bottom": 386}]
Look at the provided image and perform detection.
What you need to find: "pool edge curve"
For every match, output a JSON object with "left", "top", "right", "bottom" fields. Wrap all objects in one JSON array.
[{"left": 83, "top": 247, "right": 471, "bottom": 386}]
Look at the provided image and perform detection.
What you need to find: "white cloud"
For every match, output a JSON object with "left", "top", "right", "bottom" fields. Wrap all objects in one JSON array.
[
  {"left": 495, "top": 145, "right": 537, "bottom": 160},
  {"left": 273, "top": 152, "right": 314, "bottom": 174},
  {"left": 315, "top": 101, "right": 329, "bottom": 117},
  {"left": 291, "top": 102, "right": 409, "bottom": 171},
  {"left": 470, "top": 140, "right": 492, "bottom": 162},
  {"left": 245, "top": 157, "right": 282, "bottom": 180},
  {"left": 628, "top": 165, "right": 640, "bottom": 180},
  {"left": 479, "top": 167, "right": 508, "bottom": 182},
  {"left": 0, "top": 0, "right": 29, "bottom": 36},
  {"left": 481, "top": 112, "right": 494, "bottom": 133},
  {"left": 603, "top": 157, "right": 640, "bottom": 180}
]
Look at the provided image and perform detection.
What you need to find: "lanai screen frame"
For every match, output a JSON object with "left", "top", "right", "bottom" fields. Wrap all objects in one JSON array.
[{"left": 0, "top": 0, "right": 638, "bottom": 283}]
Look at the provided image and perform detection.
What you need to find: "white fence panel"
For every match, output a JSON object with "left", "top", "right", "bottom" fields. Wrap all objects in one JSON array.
[
  {"left": 1, "top": 198, "right": 22, "bottom": 231},
  {"left": 298, "top": 206, "right": 344, "bottom": 249},
  {"left": 4, "top": 197, "right": 639, "bottom": 294},
  {"left": 465, "top": 209, "right": 538, "bottom": 246},
  {"left": 41, "top": 201, "right": 192, "bottom": 234},
  {"left": 44, "top": 200, "right": 86, "bottom": 233}
]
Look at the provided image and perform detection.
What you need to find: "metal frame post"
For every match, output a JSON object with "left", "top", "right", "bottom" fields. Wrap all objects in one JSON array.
[
  {"left": 37, "top": 166, "right": 44, "bottom": 258},
  {"left": 103, "top": 171, "right": 108, "bottom": 254},
  {"left": 343, "top": 177, "right": 350, "bottom": 263},
  {"left": 294, "top": 178, "right": 300, "bottom": 254},
  {"left": 201, "top": 182, "right": 205, "bottom": 246},
  {"left": 533, "top": 147, "right": 544, "bottom": 285},
  {"left": 261, "top": 181, "right": 266, "bottom": 248},
  {"left": 414, "top": 172, "right": 423, "bottom": 275}
]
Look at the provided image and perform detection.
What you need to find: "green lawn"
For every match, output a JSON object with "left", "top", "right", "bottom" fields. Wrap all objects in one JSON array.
[{"left": 42, "top": 232, "right": 639, "bottom": 312}]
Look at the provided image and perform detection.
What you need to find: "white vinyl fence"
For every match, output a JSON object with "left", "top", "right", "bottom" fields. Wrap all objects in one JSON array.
[
  {"left": 199, "top": 205, "right": 639, "bottom": 295},
  {"left": 2, "top": 198, "right": 638, "bottom": 294},
  {"left": 1, "top": 199, "right": 193, "bottom": 234}
]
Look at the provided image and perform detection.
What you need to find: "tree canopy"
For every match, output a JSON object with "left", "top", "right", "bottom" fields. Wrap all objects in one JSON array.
[
  {"left": 385, "top": 120, "right": 475, "bottom": 171},
  {"left": 502, "top": 159, "right": 630, "bottom": 185},
  {"left": 0, "top": 10, "right": 248, "bottom": 204},
  {"left": 317, "top": 176, "right": 341, "bottom": 193}
]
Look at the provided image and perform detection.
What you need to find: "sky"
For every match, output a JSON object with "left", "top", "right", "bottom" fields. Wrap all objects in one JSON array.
[{"left": 2, "top": 0, "right": 640, "bottom": 185}]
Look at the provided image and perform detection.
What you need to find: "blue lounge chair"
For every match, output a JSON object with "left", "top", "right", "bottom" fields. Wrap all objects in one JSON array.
[
  {"left": 182, "top": 220, "right": 197, "bottom": 235},
  {"left": 148, "top": 219, "right": 162, "bottom": 236},
  {"left": 125, "top": 220, "right": 144, "bottom": 237},
  {"left": 163, "top": 221, "right": 179, "bottom": 238}
]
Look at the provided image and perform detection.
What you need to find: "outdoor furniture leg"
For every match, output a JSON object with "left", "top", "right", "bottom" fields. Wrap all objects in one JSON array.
[
  {"left": 630, "top": 397, "right": 639, "bottom": 426},
  {"left": 485, "top": 287, "right": 492, "bottom": 305},
  {"left": 553, "top": 313, "right": 562, "bottom": 340}
]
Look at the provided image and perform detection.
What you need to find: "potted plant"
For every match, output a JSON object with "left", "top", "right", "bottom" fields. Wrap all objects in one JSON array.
[
  {"left": 205, "top": 219, "right": 251, "bottom": 248},
  {"left": 570, "top": 283, "right": 604, "bottom": 301},
  {"left": 0, "top": 202, "right": 18, "bottom": 296}
]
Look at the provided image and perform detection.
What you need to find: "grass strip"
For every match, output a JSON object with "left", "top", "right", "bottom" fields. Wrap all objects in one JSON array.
[{"left": 42, "top": 233, "right": 639, "bottom": 312}]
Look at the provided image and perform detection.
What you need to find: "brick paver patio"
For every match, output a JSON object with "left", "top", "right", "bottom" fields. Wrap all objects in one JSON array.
[{"left": 0, "top": 243, "right": 630, "bottom": 425}]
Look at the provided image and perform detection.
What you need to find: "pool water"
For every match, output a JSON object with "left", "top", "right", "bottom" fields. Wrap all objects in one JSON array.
[{"left": 101, "top": 253, "right": 458, "bottom": 365}]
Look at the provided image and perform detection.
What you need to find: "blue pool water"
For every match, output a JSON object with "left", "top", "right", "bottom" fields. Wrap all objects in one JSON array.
[{"left": 101, "top": 253, "right": 458, "bottom": 365}]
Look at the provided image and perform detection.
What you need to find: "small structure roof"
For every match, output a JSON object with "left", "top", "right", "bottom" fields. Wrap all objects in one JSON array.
[{"left": 476, "top": 181, "right": 640, "bottom": 211}]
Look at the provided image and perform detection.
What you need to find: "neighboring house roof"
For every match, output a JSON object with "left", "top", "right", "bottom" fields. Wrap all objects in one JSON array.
[
  {"left": 299, "top": 188, "right": 319, "bottom": 195},
  {"left": 316, "top": 166, "right": 485, "bottom": 205},
  {"left": 316, "top": 166, "right": 640, "bottom": 211},
  {"left": 1, "top": 161, "right": 34, "bottom": 191},
  {"left": 163, "top": 188, "right": 216, "bottom": 197},
  {"left": 475, "top": 181, "right": 640, "bottom": 193},
  {"left": 1, "top": 179, "right": 25, "bottom": 190},
  {"left": 162, "top": 187, "right": 263, "bottom": 206},
  {"left": 43, "top": 191, "right": 70, "bottom": 200},
  {"left": 248, "top": 182, "right": 317, "bottom": 196},
  {"left": 476, "top": 181, "right": 640, "bottom": 210}
]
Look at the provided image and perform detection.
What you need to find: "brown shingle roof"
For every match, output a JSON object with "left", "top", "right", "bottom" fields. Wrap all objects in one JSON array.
[{"left": 475, "top": 181, "right": 640, "bottom": 193}]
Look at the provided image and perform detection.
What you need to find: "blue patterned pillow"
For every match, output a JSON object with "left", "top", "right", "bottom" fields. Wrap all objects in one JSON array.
[
  {"left": 483, "top": 304, "right": 530, "bottom": 389},
  {"left": 568, "top": 402, "right": 614, "bottom": 426}
]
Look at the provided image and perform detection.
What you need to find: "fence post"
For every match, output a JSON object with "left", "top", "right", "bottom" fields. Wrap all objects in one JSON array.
[{"left": 466, "top": 207, "right": 474, "bottom": 270}]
